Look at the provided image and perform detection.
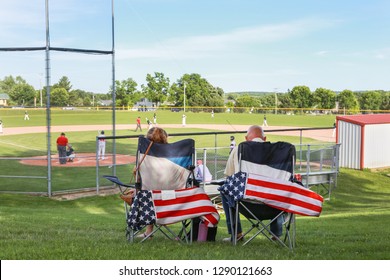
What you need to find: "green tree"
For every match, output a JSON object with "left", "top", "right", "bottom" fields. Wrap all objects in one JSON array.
[
  {"left": 165, "top": 83, "right": 178, "bottom": 104},
  {"left": 205, "top": 86, "right": 224, "bottom": 109},
  {"left": 115, "top": 78, "right": 139, "bottom": 107},
  {"left": 142, "top": 72, "right": 170, "bottom": 106},
  {"left": 337, "top": 89, "right": 359, "bottom": 111},
  {"left": 44, "top": 76, "right": 73, "bottom": 107},
  {"left": 278, "top": 94, "right": 293, "bottom": 109},
  {"left": 172, "top": 73, "right": 224, "bottom": 110},
  {"left": 380, "top": 91, "right": 390, "bottom": 110},
  {"left": 258, "top": 94, "right": 275, "bottom": 108},
  {"left": 53, "top": 76, "right": 72, "bottom": 92},
  {"left": 1, "top": 75, "right": 37, "bottom": 106},
  {"left": 51, "top": 88, "right": 69, "bottom": 106},
  {"left": 68, "top": 89, "right": 87, "bottom": 106},
  {"left": 83, "top": 96, "right": 92, "bottom": 106},
  {"left": 10, "top": 83, "right": 36, "bottom": 106},
  {"left": 226, "top": 93, "right": 238, "bottom": 101},
  {"left": 0, "top": 75, "right": 19, "bottom": 93},
  {"left": 312, "top": 88, "right": 336, "bottom": 109},
  {"left": 289, "top": 85, "right": 312, "bottom": 109},
  {"left": 235, "top": 94, "right": 260, "bottom": 112},
  {"left": 358, "top": 91, "right": 382, "bottom": 111}
]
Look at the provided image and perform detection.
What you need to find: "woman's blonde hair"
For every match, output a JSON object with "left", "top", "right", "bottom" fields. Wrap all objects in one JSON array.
[{"left": 146, "top": 127, "right": 168, "bottom": 144}]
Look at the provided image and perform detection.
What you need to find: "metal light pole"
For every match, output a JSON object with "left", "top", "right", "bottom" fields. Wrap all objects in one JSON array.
[
  {"left": 45, "top": 0, "right": 52, "bottom": 196},
  {"left": 39, "top": 73, "right": 43, "bottom": 107},
  {"left": 274, "top": 88, "right": 278, "bottom": 115},
  {"left": 111, "top": 0, "right": 116, "bottom": 178},
  {"left": 183, "top": 82, "right": 186, "bottom": 112}
]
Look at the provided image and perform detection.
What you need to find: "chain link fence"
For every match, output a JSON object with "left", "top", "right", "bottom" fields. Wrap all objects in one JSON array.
[{"left": 0, "top": 128, "right": 337, "bottom": 196}]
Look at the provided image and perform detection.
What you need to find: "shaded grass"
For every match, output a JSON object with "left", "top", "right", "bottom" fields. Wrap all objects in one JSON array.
[{"left": 0, "top": 168, "right": 389, "bottom": 260}]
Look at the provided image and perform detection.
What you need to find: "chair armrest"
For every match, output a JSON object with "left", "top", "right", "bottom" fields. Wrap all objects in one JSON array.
[
  {"left": 209, "top": 179, "right": 225, "bottom": 186},
  {"left": 102, "top": 175, "right": 136, "bottom": 188}
]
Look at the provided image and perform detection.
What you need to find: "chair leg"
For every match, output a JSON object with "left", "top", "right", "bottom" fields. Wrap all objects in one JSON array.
[
  {"left": 227, "top": 204, "right": 235, "bottom": 245},
  {"left": 178, "top": 219, "right": 192, "bottom": 243},
  {"left": 177, "top": 220, "right": 192, "bottom": 242},
  {"left": 127, "top": 227, "right": 135, "bottom": 243},
  {"left": 280, "top": 213, "right": 295, "bottom": 250},
  {"left": 233, "top": 204, "right": 240, "bottom": 246}
]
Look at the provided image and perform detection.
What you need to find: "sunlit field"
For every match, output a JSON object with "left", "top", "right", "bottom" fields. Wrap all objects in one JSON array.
[
  {"left": 0, "top": 107, "right": 336, "bottom": 127},
  {"left": 0, "top": 108, "right": 334, "bottom": 192}
]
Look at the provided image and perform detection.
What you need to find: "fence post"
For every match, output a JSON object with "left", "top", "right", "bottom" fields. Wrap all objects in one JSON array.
[
  {"left": 96, "top": 136, "right": 100, "bottom": 194},
  {"left": 305, "top": 144, "right": 311, "bottom": 188},
  {"left": 203, "top": 148, "right": 207, "bottom": 187},
  {"left": 299, "top": 129, "right": 303, "bottom": 171},
  {"left": 214, "top": 133, "right": 218, "bottom": 179}
]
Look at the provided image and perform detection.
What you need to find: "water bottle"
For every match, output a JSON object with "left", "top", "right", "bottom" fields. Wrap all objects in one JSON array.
[{"left": 197, "top": 221, "right": 208, "bottom": 242}]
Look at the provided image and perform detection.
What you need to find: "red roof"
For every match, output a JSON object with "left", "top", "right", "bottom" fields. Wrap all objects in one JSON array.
[{"left": 337, "top": 114, "right": 390, "bottom": 126}]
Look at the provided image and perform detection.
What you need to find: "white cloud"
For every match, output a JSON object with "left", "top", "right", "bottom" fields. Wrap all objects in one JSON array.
[
  {"left": 0, "top": 1, "right": 43, "bottom": 30},
  {"left": 374, "top": 48, "right": 390, "bottom": 60},
  {"left": 315, "top": 50, "right": 330, "bottom": 56},
  {"left": 0, "top": 0, "right": 106, "bottom": 37},
  {"left": 117, "top": 18, "right": 339, "bottom": 60}
]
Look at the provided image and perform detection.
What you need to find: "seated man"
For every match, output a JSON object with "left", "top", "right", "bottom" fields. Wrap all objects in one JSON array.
[
  {"left": 222, "top": 125, "right": 283, "bottom": 242},
  {"left": 195, "top": 159, "right": 212, "bottom": 182}
]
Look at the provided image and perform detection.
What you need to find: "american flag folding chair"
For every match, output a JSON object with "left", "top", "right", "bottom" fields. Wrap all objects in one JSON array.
[
  {"left": 219, "top": 141, "right": 323, "bottom": 249},
  {"left": 104, "top": 136, "right": 219, "bottom": 243}
]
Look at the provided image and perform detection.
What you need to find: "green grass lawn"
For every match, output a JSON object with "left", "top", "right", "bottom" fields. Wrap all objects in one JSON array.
[
  {"left": 0, "top": 168, "right": 389, "bottom": 260},
  {"left": 0, "top": 108, "right": 336, "bottom": 127},
  {"left": 0, "top": 109, "right": 389, "bottom": 260}
]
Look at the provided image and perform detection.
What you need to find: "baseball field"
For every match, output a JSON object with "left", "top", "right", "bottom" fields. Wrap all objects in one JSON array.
[
  {"left": 0, "top": 109, "right": 335, "bottom": 193},
  {"left": 1, "top": 108, "right": 389, "bottom": 260}
]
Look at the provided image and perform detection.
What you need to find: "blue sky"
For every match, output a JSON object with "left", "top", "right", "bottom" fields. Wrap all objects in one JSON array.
[{"left": 1, "top": 0, "right": 390, "bottom": 94}]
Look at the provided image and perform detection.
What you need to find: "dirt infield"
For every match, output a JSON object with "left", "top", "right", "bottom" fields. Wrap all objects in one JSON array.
[{"left": 19, "top": 153, "right": 136, "bottom": 167}]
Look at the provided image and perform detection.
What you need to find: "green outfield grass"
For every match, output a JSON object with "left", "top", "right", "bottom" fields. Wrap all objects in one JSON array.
[
  {"left": 0, "top": 167, "right": 389, "bottom": 260},
  {"left": 0, "top": 107, "right": 336, "bottom": 127}
]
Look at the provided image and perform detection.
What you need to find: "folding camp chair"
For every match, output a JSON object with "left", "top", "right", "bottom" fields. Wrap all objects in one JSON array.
[
  {"left": 104, "top": 136, "right": 219, "bottom": 243},
  {"left": 219, "top": 141, "right": 323, "bottom": 249}
]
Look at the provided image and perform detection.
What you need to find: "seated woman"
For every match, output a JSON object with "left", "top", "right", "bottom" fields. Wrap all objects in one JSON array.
[{"left": 135, "top": 127, "right": 168, "bottom": 239}]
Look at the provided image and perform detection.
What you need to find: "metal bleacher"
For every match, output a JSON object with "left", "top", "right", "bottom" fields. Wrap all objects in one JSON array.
[
  {"left": 295, "top": 143, "right": 341, "bottom": 200},
  {"left": 197, "top": 143, "right": 341, "bottom": 202}
]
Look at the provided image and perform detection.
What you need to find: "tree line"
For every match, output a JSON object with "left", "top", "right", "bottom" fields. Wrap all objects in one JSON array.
[{"left": 1, "top": 73, "right": 389, "bottom": 112}]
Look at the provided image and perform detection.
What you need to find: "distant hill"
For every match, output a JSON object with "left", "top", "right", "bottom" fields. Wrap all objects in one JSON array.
[
  {"left": 227, "top": 89, "right": 387, "bottom": 96},
  {"left": 226, "top": 91, "right": 277, "bottom": 96}
]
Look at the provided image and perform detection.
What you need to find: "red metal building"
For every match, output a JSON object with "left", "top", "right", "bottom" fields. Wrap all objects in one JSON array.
[{"left": 336, "top": 114, "right": 390, "bottom": 169}]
